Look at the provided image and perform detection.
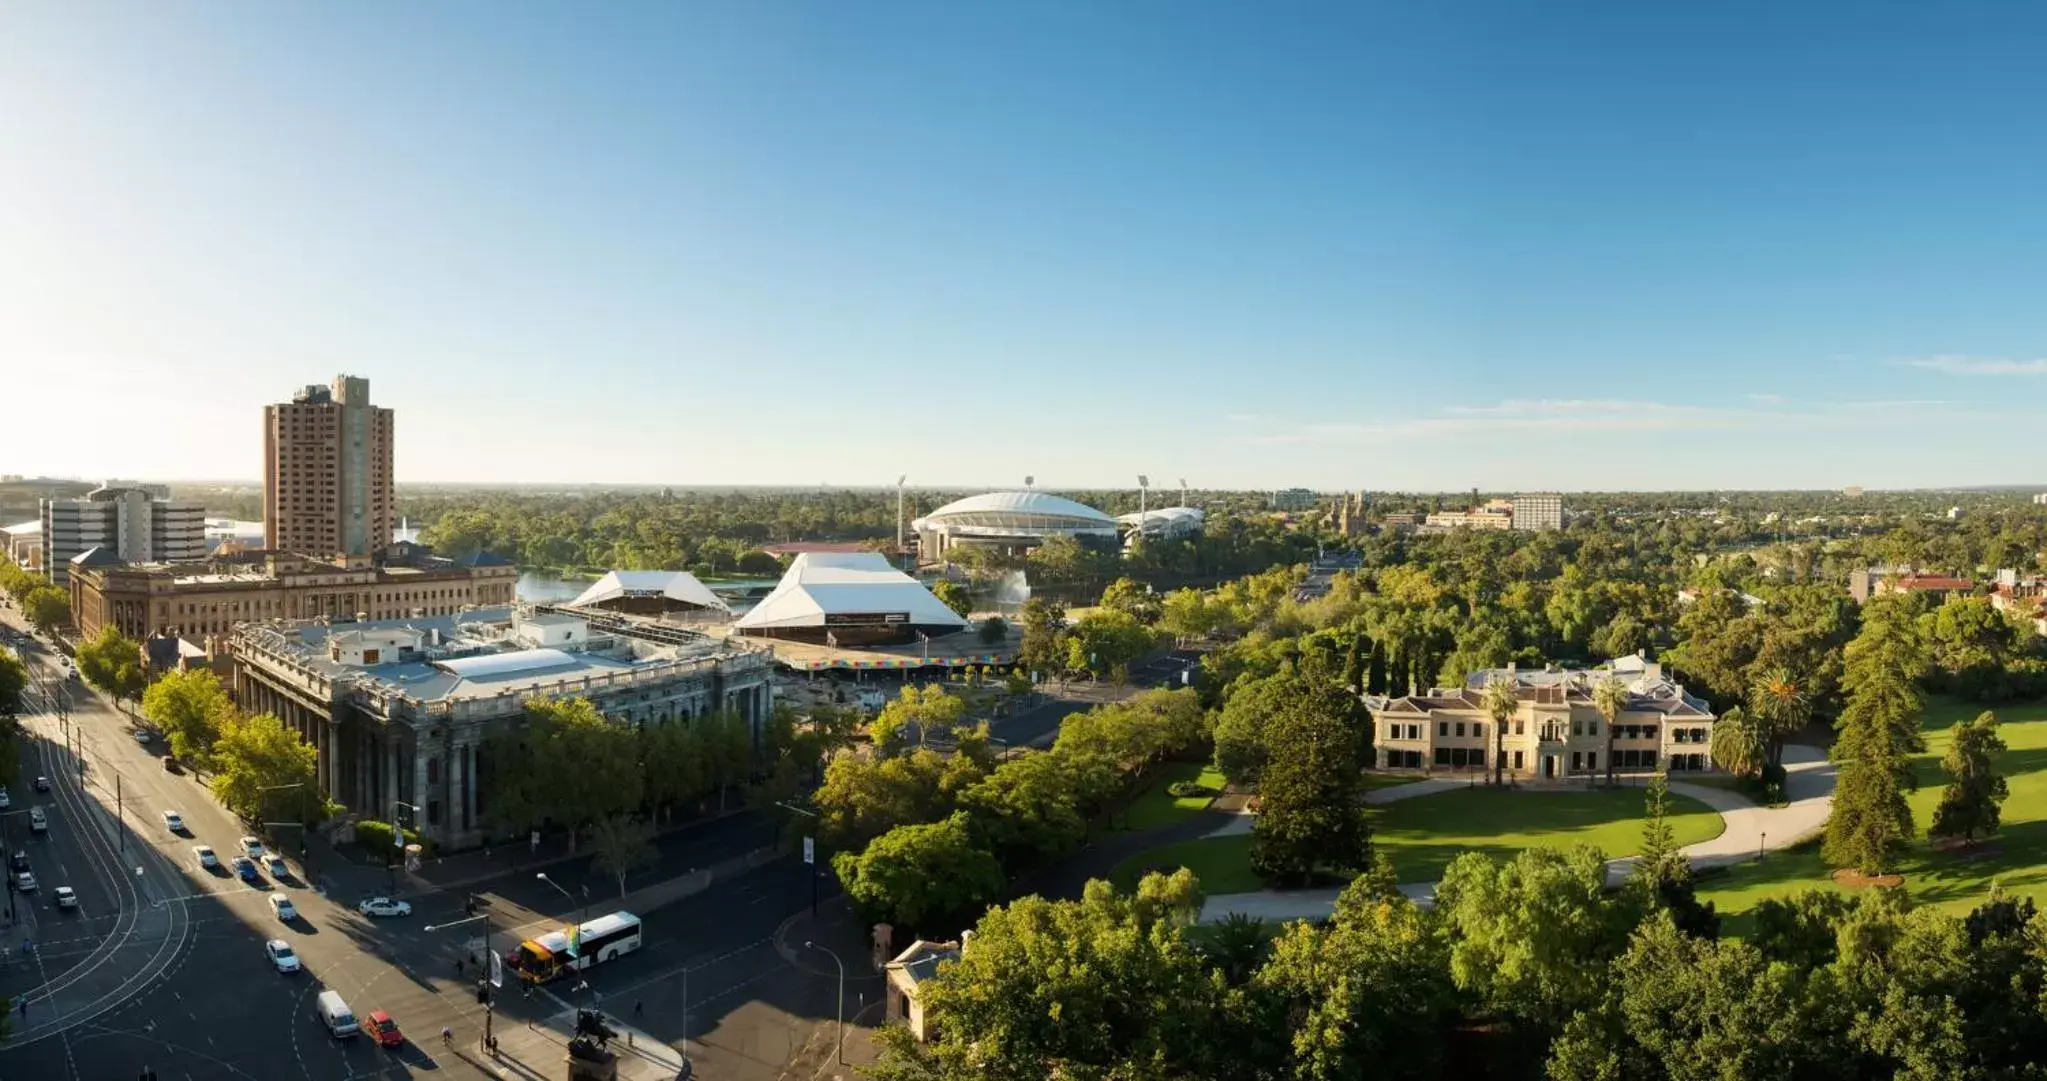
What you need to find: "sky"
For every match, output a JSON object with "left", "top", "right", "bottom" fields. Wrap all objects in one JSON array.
[{"left": 4, "top": 2, "right": 2047, "bottom": 492}]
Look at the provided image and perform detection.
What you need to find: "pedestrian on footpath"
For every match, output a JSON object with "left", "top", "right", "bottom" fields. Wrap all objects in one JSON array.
[
  {"left": 633, "top": 999, "right": 643, "bottom": 1018},
  {"left": 441, "top": 1025, "right": 453, "bottom": 1047}
]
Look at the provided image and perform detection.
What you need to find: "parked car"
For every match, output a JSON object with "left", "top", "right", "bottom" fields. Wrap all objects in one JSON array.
[
  {"left": 53, "top": 886, "right": 77, "bottom": 910},
  {"left": 357, "top": 897, "right": 412, "bottom": 918},
  {"left": 365, "top": 1010, "right": 404, "bottom": 1049},
  {"left": 132, "top": 730, "right": 151, "bottom": 744},
  {"left": 265, "top": 938, "right": 301, "bottom": 974}
]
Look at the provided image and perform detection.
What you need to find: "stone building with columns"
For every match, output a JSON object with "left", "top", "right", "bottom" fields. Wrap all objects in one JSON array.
[{"left": 227, "top": 604, "right": 775, "bottom": 851}]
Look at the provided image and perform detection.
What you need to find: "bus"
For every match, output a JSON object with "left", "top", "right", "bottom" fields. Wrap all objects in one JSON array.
[{"left": 512, "top": 911, "right": 643, "bottom": 984}]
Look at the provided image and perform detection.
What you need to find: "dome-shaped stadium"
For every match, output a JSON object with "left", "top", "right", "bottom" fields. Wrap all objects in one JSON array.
[{"left": 913, "top": 491, "right": 1118, "bottom": 563}]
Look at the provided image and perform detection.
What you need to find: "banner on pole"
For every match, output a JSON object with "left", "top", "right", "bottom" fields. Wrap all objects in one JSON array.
[
  {"left": 490, "top": 948, "right": 503, "bottom": 988},
  {"left": 803, "top": 836, "right": 815, "bottom": 866}
]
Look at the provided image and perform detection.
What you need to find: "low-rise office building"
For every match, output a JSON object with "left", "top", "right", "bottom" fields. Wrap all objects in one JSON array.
[
  {"left": 1369, "top": 658, "right": 1718, "bottom": 780},
  {"left": 228, "top": 605, "right": 775, "bottom": 850},
  {"left": 67, "top": 543, "right": 519, "bottom": 643}
]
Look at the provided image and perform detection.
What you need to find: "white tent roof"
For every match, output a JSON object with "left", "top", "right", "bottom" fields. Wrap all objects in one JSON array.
[
  {"left": 734, "top": 552, "right": 968, "bottom": 632},
  {"left": 568, "top": 570, "right": 731, "bottom": 613}
]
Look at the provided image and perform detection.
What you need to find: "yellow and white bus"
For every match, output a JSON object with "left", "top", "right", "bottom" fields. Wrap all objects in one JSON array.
[{"left": 512, "top": 910, "right": 643, "bottom": 983}]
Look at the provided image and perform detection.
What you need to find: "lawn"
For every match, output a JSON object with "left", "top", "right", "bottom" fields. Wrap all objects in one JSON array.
[
  {"left": 1701, "top": 695, "right": 2047, "bottom": 931},
  {"left": 1110, "top": 784, "right": 1725, "bottom": 895},
  {"left": 1121, "top": 761, "right": 1227, "bottom": 833}
]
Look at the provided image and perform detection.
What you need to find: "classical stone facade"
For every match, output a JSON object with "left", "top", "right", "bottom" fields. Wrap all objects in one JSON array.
[{"left": 227, "top": 605, "right": 774, "bottom": 850}]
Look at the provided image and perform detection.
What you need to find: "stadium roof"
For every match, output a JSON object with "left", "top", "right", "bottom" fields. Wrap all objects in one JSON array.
[
  {"left": 1116, "top": 506, "right": 1206, "bottom": 533},
  {"left": 734, "top": 552, "right": 968, "bottom": 632},
  {"left": 568, "top": 570, "right": 731, "bottom": 613},
  {"left": 912, "top": 491, "right": 1118, "bottom": 540},
  {"left": 920, "top": 491, "right": 1114, "bottom": 524}
]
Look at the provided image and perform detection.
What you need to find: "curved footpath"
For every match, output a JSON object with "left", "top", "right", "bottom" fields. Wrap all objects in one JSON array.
[{"left": 1198, "top": 743, "right": 1837, "bottom": 924}]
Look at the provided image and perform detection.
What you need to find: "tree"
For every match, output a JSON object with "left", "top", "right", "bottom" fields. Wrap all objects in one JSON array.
[
  {"left": 1251, "top": 689, "right": 1370, "bottom": 886},
  {"left": 1253, "top": 887, "right": 1455, "bottom": 1081},
  {"left": 142, "top": 668, "right": 237, "bottom": 767},
  {"left": 208, "top": 713, "right": 321, "bottom": 824},
  {"left": 1201, "top": 911, "right": 1271, "bottom": 985},
  {"left": 75, "top": 625, "right": 146, "bottom": 710},
  {"left": 833, "top": 812, "right": 1005, "bottom": 936},
  {"left": 870, "top": 684, "right": 966, "bottom": 755},
  {"left": 958, "top": 751, "right": 1087, "bottom": 873},
  {"left": 1435, "top": 846, "right": 1632, "bottom": 1038},
  {"left": 1482, "top": 676, "right": 1518, "bottom": 786},
  {"left": 639, "top": 719, "right": 711, "bottom": 823},
  {"left": 483, "top": 698, "right": 645, "bottom": 849},
  {"left": 1930, "top": 711, "right": 2008, "bottom": 844},
  {"left": 1593, "top": 676, "right": 1629, "bottom": 786},
  {"left": 933, "top": 580, "right": 973, "bottom": 619},
  {"left": 1824, "top": 600, "right": 1929, "bottom": 874},
  {"left": 735, "top": 550, "right": 783, "bottom": 577},
  {"left": 1633, "top": 772, "right": 1718, "bottom": 940},
  {"left": 1017, "top": 597, "right": 1065, "bottom": 679},
  {"left": 1748, "top": 667, "right": 1811, "bottom": 771},
  {"left": 588, "top": 814, "right": 657, "bottom": 898},
  {"left": 1708, "top": 706, "right": 1766, "bottom": 779},
  {"left": 0, "top": 648, "right": 26, "bottom": 718},
  {"left": 868, "top": 875, "right": 1234, "bottom": 1081},
  {"left": 1099, "top": 576, "right": 1162, "bottom": 624},
  {"left": 812, "top": 747, "right": 984, "bottom": 852},
  {"left": 976, "top": 616, "right": 1006, "bottom": 645},
  {"left": 1063, "top": 609, "right": 1154, "bottom": 683},
  {"left": 22, "top": 585, "right": 69, "bottom": 636}
]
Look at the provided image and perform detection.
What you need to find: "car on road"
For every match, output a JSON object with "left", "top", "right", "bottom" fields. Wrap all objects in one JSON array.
[
  {"left": 161, "top": 811, "right": 185, "bottom": 833},
  {"left": 53, "top": 886, "right": 77, "bottom": 910},
  {"left": 232, "top": 856, "right": 260, "bottom": 883},
  {"left": 10, "top": 851, "right": 29, "bottom": 874},
  {"left": 14, "top": 871, "right": 35, "bottom": 892},
  {"left": 265, "top": 938, "right": 301, "bottom": 974},
  {"left": 267, "top": 892, "right": 297, "bottom": 921},
  {"left": 357, "top": 897, "right": 412, "bottom": 918},
  {"left": 132, "top": 730, "right": 151, "bottom": 744},
  {"left": 266, "top": 855, "right": 289, "bottom": 879},
  {"left": 365, "top": 1010, "right": 404, "bottom": 1049},
  {"left": 32, "top": 776, "right": 49, "bottom": 793},
  {"left": 193, "top": 845, "right": 219, "bottom": 870},
  {"left": 239, "top": 836, "right": 264, "bottom": 858},
  {"left": 29, "top": 807, "right": 47, "bottom": 833},
  {"left": 0, "top": 787, "right": 11, "bottom": 809}
]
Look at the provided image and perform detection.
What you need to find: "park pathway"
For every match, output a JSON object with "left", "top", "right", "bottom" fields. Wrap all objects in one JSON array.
[{"left": 1196, "top": 743, "right": 1836, "bottom": 924}]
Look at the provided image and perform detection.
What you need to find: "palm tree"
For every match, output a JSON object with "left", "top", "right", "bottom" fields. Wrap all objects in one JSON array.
[
  {"left": 1201, "top": 911, "right": 1272, "bottom": 984},
  {"left": 1483, "top": 677, "right": 1520, "bottom": 786},
  {"left": 1593, "top": 676, "right": 1630, "bottom": 787},
  {"left": 1747, "top": 668, "right": 1810, "bottom": 770},
  {"left": 1708, "top": 705, "right": 1766, "bottom": 778}
]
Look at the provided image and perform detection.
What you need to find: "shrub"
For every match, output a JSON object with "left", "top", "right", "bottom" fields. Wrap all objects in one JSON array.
[
  {"left": 354, "top": 819, "right": 425, "bottom": 855},
  {"left": 1166, "top": 781, "right": 1218, "bottom": 799}
]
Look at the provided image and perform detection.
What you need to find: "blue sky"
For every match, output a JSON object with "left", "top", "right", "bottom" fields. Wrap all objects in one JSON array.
[{"left": 3, "top": 3, "right": 2044, "bottom": 491}]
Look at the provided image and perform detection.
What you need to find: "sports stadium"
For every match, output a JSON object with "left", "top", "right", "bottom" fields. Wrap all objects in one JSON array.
[{"left": 911, "top": 490, "right": 1118, "bottom": 564}]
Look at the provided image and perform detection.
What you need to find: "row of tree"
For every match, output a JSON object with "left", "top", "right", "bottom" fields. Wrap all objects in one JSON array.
[
  {"left": 815, "top": 687, "right": 1207, "bottom": 936},
  {"left": 0, "top": 563, "right": 70, "bottom": 637}
]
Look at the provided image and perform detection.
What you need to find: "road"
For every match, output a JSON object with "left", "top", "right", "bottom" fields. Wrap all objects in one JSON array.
[{"left": 0, "top": 612, "right": 861, "bottom": 1080}]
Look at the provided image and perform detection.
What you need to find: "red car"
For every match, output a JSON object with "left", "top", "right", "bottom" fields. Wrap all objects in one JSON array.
[{"left": 365, "top": 1010, "right": 404, "bottom": 1049}]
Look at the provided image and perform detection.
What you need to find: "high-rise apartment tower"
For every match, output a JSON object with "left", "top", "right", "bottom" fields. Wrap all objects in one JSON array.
[{"left": 263, "top": 375, "right": 394, "bottom": 557}]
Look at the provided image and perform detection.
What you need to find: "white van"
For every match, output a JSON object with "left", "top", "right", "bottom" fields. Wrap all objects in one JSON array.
[{"left": 315, "top": 990, "right": 359, "bottom": 1038}]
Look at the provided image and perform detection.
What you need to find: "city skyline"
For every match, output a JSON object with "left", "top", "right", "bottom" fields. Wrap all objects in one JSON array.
[{"left": 7, "top": 4, "right": 2047, "bottom": 489}]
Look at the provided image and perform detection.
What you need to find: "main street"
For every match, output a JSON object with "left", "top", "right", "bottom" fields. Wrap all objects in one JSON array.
[{"left": 0, "top": 611, "right": 860, "bottom": 1080}]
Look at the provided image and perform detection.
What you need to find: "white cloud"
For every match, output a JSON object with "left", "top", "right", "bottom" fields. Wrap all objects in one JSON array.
[
  {"left": 1900, "top": 356, "right": 2047, "bottom": 376},
  {"left": 1748, "top": 393, "right": 1784, "bottom": 405}
]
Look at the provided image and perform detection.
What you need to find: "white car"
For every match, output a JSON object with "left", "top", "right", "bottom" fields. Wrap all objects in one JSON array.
[
  {"left": 53, "top": 886, "right": 77, "bottom": 910},
  {"left": 356, "top": 897, "right": 412, "bottom": 918},
  {"left": 193, "top": 845, "right": 219, "bottom": 870},
  {"left": 265, "top": 938, "right": 301, "bottom": 974},
  {"left": 28, "top": 808, "right": 47, "bottom": 833},
  {"left": 162, "top": 811, "right": 185, "bottom": 833},
  {"left": 132, "top": 730, "right": 151, "bottom": 744},
  {"left": 14, "top": 871, "right": 35, "bottom": 892},
  {"left": 239, "top": 837, "right": 264, "bottom": 858},
  {"left": 0, "top": 788, "right": 11, "bottom": 810},
  {"left": 268, "top": 892, "right": 297, "bottom": 922}
]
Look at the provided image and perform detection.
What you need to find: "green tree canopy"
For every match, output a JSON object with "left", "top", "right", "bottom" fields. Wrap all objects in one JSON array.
[
  {"left": 142, "top": 668, "right": 238, "bottom": 766},
  {"left": 209, "top": 712, "right": 322, "bottom": 824},
  {"left": 1929, "top": 710, "right": 2008, "bottom": 844},
  {"left": 75, "top": 625, "right": 146, "bottom": 708},
  {"left": 832, "top": 811, "right": 1005, "bottom": 936}
]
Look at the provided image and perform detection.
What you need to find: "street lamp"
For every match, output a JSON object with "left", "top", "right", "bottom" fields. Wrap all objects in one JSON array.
[
  {"left": 391, "top": 800, "right": 422, "bottom": 891},
  {"left": 426, "top": 900, "right": 498, "bottom": 1048},
  {"left": 805, "top": 940, "right": 846, "bottom": 1065},
  {"left": 536, "top": 872, "right": 592, "bottom": 988}
]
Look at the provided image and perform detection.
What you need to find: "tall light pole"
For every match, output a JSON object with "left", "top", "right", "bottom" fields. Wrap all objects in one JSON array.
[
  {"left": 776, "top": 801, "right": 820, "bottom": 916},
  {"left": 536, "top": 872, "right": 591, "bottom": 987},
  {"left": 1137, "top": 475, "right": 1149, "bottom": 522},
  {"left": 895, "top": 475, "right": 907, "bottom": 562},
  {"left": 1179, "top": 478, "right": 1188, "bottom": 508},
  {"left": 426, "top": 900, "right": 498, "bottom": 1048},
  {"left": 805, "top": 940, "right": 847, "bottom": 1065}
]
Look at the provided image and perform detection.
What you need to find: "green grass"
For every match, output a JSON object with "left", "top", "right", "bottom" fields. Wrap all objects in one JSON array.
[
  {"left": 1701, "top": 695, "right": 2047, "bottom": 929},
  {"left": 1110, "top": 785, "right": 1724, "bottom": 895},
  {"left": 1121, "top": 761, "right": 1227, "bottom": 832},
  {"left": 1359, "top": 772, "right": 1430, "bottom": 793}
]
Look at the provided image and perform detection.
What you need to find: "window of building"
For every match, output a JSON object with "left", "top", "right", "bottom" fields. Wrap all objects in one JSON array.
[
  {"left": 1571, "top": 752, "right": 1583, "bottom": 772},
  {"left": 1586, "top": 751, "right": 1597, "bottom": 771},
  {"left": 1513, "top": 751, "right": 1524, "bottom": 770},
  {"left": 1438, "top": 721, "right": 1448, "bottom": 737},
  {"left": 426, "top": 757, "right": 439, "bottom": 784},
  {"left": 1454, "top": 722, "right": 1465, "bottom": 737},
  {"left": 1514, "top": 719, "right": 1524, "bottom": 735},
  {"left": 1433, "top": 748, "right": 1450, "bottom": 766}
]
